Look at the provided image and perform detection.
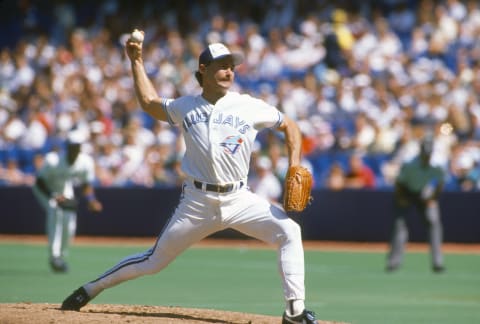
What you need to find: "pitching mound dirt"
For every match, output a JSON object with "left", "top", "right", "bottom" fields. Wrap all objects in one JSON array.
[{"left": 0, "top": 303, "right": 349, "bottom": 324}]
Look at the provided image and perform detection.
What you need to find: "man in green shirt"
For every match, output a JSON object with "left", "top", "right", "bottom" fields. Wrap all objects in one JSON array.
[{"left": 386, "top": 135, "right": 446, "bottom": 273}]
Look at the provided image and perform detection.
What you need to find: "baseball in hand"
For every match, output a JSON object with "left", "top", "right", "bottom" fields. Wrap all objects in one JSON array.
[{"left": 131, "top": 29, "right": 144, "bottom": 43}]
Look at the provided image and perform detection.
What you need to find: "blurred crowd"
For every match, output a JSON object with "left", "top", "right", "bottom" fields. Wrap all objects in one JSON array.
[{"left": 1, "top": 0, "right": 480, "bottom": 192}]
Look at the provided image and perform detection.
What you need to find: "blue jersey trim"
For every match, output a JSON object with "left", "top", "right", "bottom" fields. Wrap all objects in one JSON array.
[
  {"left": 162, "top": 99, "right": 175, "bottom": 126},
  {"left": 273, "top": 111, "right": 283, "bottom": 129}
]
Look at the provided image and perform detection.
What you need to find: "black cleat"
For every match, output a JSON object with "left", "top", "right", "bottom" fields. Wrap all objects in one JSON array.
[
  {"left": 50, "top": 257, "right": 68, "bottom": 273},
  {"left": 433, "top": 265, "right": 446, "bottom": 273},
  {"left": 61, "top": 287, "right": 90, "bottom": 311},
  {"left": 385, "top": 264, "right": 400, "bottom": 273},
  {"left": 282, "top": 309, "right": 319, "bottom": 324}
]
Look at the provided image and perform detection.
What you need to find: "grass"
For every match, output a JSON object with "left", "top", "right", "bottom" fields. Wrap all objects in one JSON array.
[{"left": 0, "top": 241, "right": 479, "bottom": 324}]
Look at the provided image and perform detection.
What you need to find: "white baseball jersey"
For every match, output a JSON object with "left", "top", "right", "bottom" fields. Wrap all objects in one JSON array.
[
  {"left": 36, "top": 151, "right": 96, "bottom": 197},
  {"left": 162, "top": 91, "right": 283, "bottom": 184}
]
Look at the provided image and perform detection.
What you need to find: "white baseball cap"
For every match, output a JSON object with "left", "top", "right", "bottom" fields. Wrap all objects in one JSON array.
[{"left": 199, "top": 43, "right": 243, "bottom": 66}]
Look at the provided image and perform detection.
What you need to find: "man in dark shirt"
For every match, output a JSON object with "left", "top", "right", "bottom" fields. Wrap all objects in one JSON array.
[{"left": 386, "top": 136, "right": 446, "bottom": 273}]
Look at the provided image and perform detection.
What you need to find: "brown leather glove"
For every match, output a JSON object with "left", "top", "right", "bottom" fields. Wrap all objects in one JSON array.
[{"left": 283, "top": 166, "right": 313, "bottom": 212}]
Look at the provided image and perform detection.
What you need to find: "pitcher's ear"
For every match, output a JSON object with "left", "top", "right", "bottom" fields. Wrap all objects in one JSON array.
[{"left": 198, "top": 63, "right": 208, "bottom": 72}]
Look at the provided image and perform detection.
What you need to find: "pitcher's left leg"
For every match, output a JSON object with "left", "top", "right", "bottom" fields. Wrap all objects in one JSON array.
[{"left": 225, "top": 191, "right": 306, "bottom": 316}]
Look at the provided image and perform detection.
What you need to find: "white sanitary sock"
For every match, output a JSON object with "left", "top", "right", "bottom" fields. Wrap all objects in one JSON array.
[{"left": 285, "top": 299, "right": 305, "bottom": 317}]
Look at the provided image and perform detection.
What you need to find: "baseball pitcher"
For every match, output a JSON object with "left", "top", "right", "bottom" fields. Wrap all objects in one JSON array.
[{"left": 61, "top": 32, "right": 318, "bottom": 324}]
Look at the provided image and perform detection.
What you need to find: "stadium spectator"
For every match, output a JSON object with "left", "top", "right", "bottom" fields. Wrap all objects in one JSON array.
[
  {"left": 351, "top": 112, "right": 376, "bottom": 154},
  {"left": 344, "top": 153, "right": 376, "bottom": 189},
  {"left": 0, "top": 0, "right": 479, "bottom": 191},
  {"left": 249, "top": 155, "right": 283, "bottom": 203},
  {"left": 448, "top": 141, "right": 480, "bottom": 191},
  {"left": 324, "top": 162, "right": 346, "bottom": 191},
  {"left": 0, "top": 158, "right": 34, "bottom": 186}
]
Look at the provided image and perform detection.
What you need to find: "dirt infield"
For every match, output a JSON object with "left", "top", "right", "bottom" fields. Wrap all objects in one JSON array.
[
  {"left": 1, "top": 234, "right": 479, "bottom": 254},
  {"left": 0, "top": 303, "right": 349, "bottom": 324}
]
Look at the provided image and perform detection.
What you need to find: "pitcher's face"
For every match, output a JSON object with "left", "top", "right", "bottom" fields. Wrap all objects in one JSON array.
[{"left": 201, "top": 56, "right": 235, "bottom": 93}]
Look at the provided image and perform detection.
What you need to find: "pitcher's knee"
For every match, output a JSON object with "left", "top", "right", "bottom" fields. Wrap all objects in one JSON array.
[{"left": 276, "top": 221, "right": 302, "bottom": 245}]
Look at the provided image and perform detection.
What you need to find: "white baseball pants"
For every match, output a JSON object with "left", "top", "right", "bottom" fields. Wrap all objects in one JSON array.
[
  {"left": 84, "top": 180, "right": 306, "bottom": 302},
  {"left": 32, "top": 187, "right": 77, "bottom": 260}
]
